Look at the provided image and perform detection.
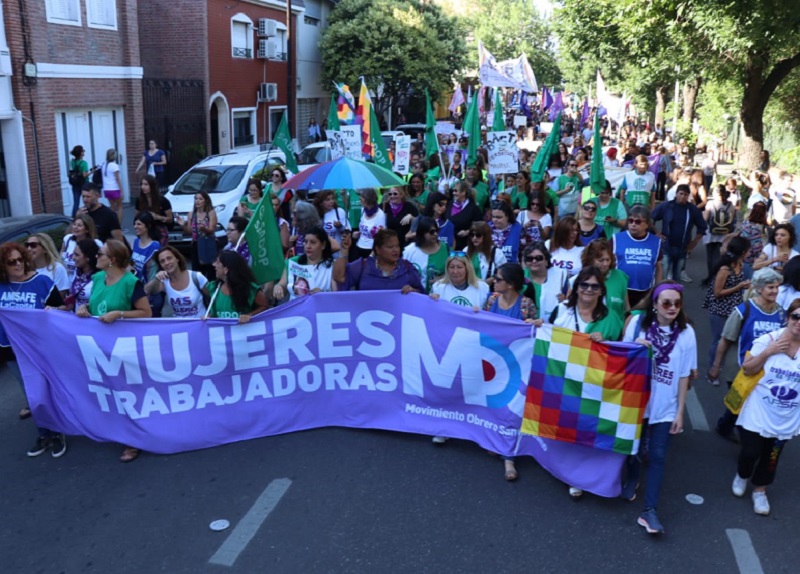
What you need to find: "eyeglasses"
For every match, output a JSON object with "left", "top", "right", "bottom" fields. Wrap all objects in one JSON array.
[
  {"left": 24, "top": 242, "right": 40, "bottom": 249},
  {"left": 577, "top": 281, "right": 601, "bottom": 292},
  {"left": 627, "top": 217, "right": 645, "bottom": 225},
  {"left": 449, "top": 250, "right": 467, "bottom": 258},
  {"left": 659, "top": 299, "right": 682, "bottom": 309},
  {"left": 529, "top": 202, "right": 542, "bottom": 207},
  {"left": 790, "top": 312, "right": 800, "bottom": 322},
  {"left": 387, "top": 192, "right": 399, "bottom": 197},
  {"left": 226, "top": 228, "right": 237, "bottom": 233},
  {"left": 271, "top": 173, "right": 282, "bottom": 178},
  {"left": 568, "top": 163, "right": 578, "bottom": 167},
  {"left": 5, "top": 257, "right": 23, "bottom": 267},
  {"left": 493, "top": 276, "right": 506, "bottom": 283},
  {"left": 582, "top": 204, "right": 597, "bottom": 212},
  {"left": 427, "top": 228, "right": 440, "bottom": 235},
  {"left": 469, "top": 232, "right": 482, "bottom": 238},
  {"left": 437, "top": 201, "right": 448, "bottom": 207},
  {"left": 525, "top": 255, "right": 545, "bottom": 263}
]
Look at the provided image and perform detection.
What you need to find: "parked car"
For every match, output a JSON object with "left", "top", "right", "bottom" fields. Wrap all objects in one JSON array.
[
  {"left": 297, "top": 141, "right": 331, "bottom": 173},
  {"left": 0, "top": 214, "right": 72, "bottom": 249},
  {"left": 164, "top": 150, "right": 285, "bottom": 246},
  {"left": 395, "top": 124, "right": 427, "bottom": 141},
  {"left": 381, "top": 130, "right": 404, "bottom": 150}
]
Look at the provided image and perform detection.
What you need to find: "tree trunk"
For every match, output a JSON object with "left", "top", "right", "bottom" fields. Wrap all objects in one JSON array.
[
  {"left": 682, "top": 76, "right": 701, "bottom": 125},
  {"left": 739, "top": 95, "right": 765, "bottom": 171},
  {"left": 654, "top": 86, "right": 666, "bottom": 130}
]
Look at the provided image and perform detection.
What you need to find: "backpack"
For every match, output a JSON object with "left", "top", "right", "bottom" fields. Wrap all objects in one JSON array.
[
  {"left": 710, "top": 203, "right": 735, "bottom": 235},
  {"left": 91, "top": 163, "right": 104, "bottom": 187},
  {"left": 68, "top": 160, "right": 85, "bottom": 187}
]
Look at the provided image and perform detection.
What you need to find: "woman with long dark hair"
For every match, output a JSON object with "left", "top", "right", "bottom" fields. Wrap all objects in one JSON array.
[
  {"left": 273, "top": 227, "right": 336, "bottom": 301},
  {"left": 64, "top": 239, "right": 99, "bottom": 312},
  {"left": 754, "top": 223, "right": 799, "bottom": 275},
  {"left": 421, "top": 191, "right": 454, "bottom": 249},
  {"left": 147, "top": 246, "right": 210, "bottom": 319},
  {"left": 402, "top": 216, "right": 449, "bottom": 293},
  {"left": 549, "top": 266, "right": 621, "bottom": 340},
  {"left": 517, "top": 190, "right": 552, "bottom": 245},
  {"left": 448, "top": 181, "right": 484, "bottom": 250},
  {"left": 466, "top": 222, "right": 506, "bottom": 287},
  {"left": 489, "top": 200, "right": 523, "bottom": 263},
  {"left": 175, "top": 191, "right": 218, "bottom": 280},
  {"left": 206, "top": 251, "right": 269, "bottom": 322},
  {"left": 135, "top": 174, "right": 173, "bottom": 243},
  {"left": 131, "top": 212, "right": 165, "bottom": 316},
  {"left": 237, "top": 178, "right": 264, "bottom": 219},
  {"left": 621, "top": 282, "right": 696, "bottom": 535},
  {"left": 314, "top": 189, "right": 350, "bottom": 248},
  {"left": 223, "top": 215, "right": 252, "bottom": 266}
]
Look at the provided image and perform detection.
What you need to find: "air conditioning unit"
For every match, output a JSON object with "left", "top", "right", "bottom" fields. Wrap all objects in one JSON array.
[
  {"left": 258, "top": 18, "right": 277, "bottom": 37},
  {"left": 257, "top": 39, "right": 278, "bottom": 59},
  {"left": 259, "top": 83, "right": 278, "bottom": 102}
]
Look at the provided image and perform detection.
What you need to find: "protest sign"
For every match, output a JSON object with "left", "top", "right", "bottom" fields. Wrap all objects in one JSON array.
[
  {"left": 326, "top": 130, "right": 346, "bottom": 160},
  {"left": 513, "top": 115, "right": 527, "bottom": 128},
  {"left": 340, "top": 125, "right": 363, "bottom": 160},
  {"left": 486, "top": 131, "right": 519, "bottom": 175},
  {"left": 393, "top": 135, "right": 411, "bottom": 175}
]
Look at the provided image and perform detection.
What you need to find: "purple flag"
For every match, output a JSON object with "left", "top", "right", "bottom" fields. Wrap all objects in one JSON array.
[
  {"left": 579, "top": 98, "right": 590, "bottom": 130},
  {"left": 647, "top": 152, "right": 661, "bottom": 178},
  {"left": 549, "top": 91, "right": 564, "bottom": 122},
  {"left": 541, "top": 86, "right": 553, "bottom": 111},
  {"left": 597, "top": 105, "right": 608, "bottom": 118}
]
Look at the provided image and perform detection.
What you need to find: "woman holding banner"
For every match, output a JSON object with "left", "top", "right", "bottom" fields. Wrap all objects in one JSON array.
[
  {"left": 146, "top": 246, "right": 210, "bottom": 319},
  {"left": 206, "top": 251, "right": 269, "bottom": 322},
  {"left": 335, "top": 229, "right": 423, "bottom": 293},
  {"left": 76, "top": 240, "right": 152, "bottom": 463},
  {"left": 273, "top": 227, "right": 336, "bottom": 302},
  {"left": 430, "top": 253, "right": 490, "bottom": 311},
  {"left": 523, "top": 241, "right": 569, "bottom": 321},
  {"left": 621, "top": 281, "right": 696, "bottom": 535}
]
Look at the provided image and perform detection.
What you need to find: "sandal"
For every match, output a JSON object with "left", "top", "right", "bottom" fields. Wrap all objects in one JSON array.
[
  {"left": 19, "top": 407, "right": 31, "bottom": 420},
  {"left": 120, "top": 447, "right": 140, "bottom": 463}
]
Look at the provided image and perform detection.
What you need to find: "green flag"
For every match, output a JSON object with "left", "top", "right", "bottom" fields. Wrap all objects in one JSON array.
[
  {"left": 590, "top": 110, "right": 606, "bottom": 194},
  {"left": 327, "top": 93, "right": 340, "bottom": 131},
  {"left": 530, "top": 112, "right": 561, "bottom": 183},
  {"left": 464, "top": 93, "right": 481, "bottom": 165},
  {"left": 492, "top": 90, "right": 505, "bottom": 132},
  {"left": 369, "top": 104, "right": 393, "bottom": 171},
  {"left": 274, "top": 111, "right": 299, "bottom": 174},
  {"left": 424, "top": 90, "right": 440, "bottom": 160},
  {"left": 243, "top": 197, "right": 285, "bottom": 284}
]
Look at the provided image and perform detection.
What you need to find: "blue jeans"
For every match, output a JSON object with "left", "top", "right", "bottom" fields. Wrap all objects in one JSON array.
[
  {"left": 708, "top": 313, "right": 727, "bottom": 369},
  {"left": 626, "top": 422, "right": 672, "bottom": 511},
  {"left": 662, "top": 245, "right": 686, "bottom": 280}
]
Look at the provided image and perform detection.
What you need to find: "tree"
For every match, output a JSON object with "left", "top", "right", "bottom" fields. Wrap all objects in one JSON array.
[
  {"left": 319, "top": 0, "right": 468, "bottom": 120},
  {"left": 468, "top": 0, "right": 561, "bottom": 87}
]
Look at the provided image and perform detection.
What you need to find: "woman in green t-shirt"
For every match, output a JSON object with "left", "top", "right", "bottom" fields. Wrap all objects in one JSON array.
[
  {"left": 69, "top": 145, "right": 90, "bottom": 218},
  {"left": 207, "top": 251, "right": 269, "bottom": 323},
  {"left": 237, "top": 178, "right": 264, "bottom": 219},
  {"left": 575, "top": 238, "right": 630, "bottom": 323},
  {"left": 76, "top": 239, "right": 152, "bottom": 463}
]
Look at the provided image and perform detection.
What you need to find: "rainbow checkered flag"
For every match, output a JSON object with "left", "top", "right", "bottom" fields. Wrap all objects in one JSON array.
[{"left": 521, "top": 325, "right": 651, "bottom": 455}]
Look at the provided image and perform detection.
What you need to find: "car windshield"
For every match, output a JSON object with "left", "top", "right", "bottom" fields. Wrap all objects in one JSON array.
[
  {"left": 298, "top": 147, "right": 329, "bottom": 165},
  {"left": 170, "top": 165, "right": 247, "bottom": 194}
]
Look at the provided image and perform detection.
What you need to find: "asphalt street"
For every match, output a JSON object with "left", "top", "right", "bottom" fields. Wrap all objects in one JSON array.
[{"left": 1, "top": 232, "right": 799, "bottom": 573}]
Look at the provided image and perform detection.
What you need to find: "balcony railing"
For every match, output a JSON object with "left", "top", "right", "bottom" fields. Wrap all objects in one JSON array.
[{"left": 232, "top": 47, "right": 252, "bottom": 58}]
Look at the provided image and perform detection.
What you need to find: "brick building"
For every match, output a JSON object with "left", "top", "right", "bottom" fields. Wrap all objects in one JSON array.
[
  {"left": 138, "top": 0, "right": 302, "bottom": 182},
  {"left": 4, "top": 0, "right": 144, "bottom": 216}
]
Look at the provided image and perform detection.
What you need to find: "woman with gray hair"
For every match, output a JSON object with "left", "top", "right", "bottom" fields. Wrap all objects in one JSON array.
[
  {"left": 352, "top": 188, "right": 386, "bottom": 260},
  {"left": 610, "top": 205, "right": 664, "bottom": 308},
  {"left": 710, "top": 267, "right": 787, "bottom": 438},
  {"left": 289, "top": 201, "right": 322, "bottom": 257}
]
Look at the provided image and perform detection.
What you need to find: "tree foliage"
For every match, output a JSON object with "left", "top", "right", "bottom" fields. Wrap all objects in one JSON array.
[{"left": 319, "top": 0, "right": 468, "bottom": 118}]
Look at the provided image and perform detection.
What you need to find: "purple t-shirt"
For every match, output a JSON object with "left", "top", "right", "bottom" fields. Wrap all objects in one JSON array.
[{"left": 340, "top": 257, "right": 423, "bottom": 291}]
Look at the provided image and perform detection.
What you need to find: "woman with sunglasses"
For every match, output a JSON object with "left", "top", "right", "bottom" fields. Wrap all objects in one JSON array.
[
  {"left": 402, "top": 217, "right": 449, "bottom": 293},
  {"left": 489, "top": 200, "right": 523, "bottom": 264},
  {"left": 430, "top": 253, "right": 490, "bottom": 311},
  {"left": 577, "top": 200, "right": 605, "bottom": 243},
  {"left": 569, "top": 239, "right": 629, "bottom": 322},
  {"left": 25, "top": 233, "right": 70, "bottom": 298},
  {"left": 61, "top": 214, "right": 102, "bottom": 282},
  {"left": 522, "top": 242, "right": 569, "bottom": 321},
  {"left": 266, "top": 167, "right": 292, "bottom": 222},
  {"left": 447, "top": 181, "right": 484, "bottom": 250},
  {"left": 611, "top": 205, "right": 664, "bottom": 308},
  {"left": 548, "top": 216, "right": 584, "bottom": 277},
  {"left": 556, "top": 159, "right": 583, "bottom": 218},
  {"left": 146, "top": 246, "right": 210, "bottom": 318},
  {"left": 274, "top": 227, "right": 336, "bottom": 302},
  {"left": 222, "top": 216, "right": 252, "bottom": 266},
  {"left": 237, "top": 178, "right": 264, "bottom": 219},
  {"left": 483, "top": 262, "right": 537, "bottom": 481},
  {"left": 466, "top": 222, "right": 506, "bottom": 288},
  {"left": 621, "top": 282, "right": 696, "bottom": 535},
  {"left": 418, "top": 191, "right": 454, "bottom": 249},
  {"left": 384, "top": 186, "right": 419, "bottom": 250},
  {"left": 732, "top": 298, "right": 800, "bottom": 516},
  {"left": 590, "top": 179, "right": 627, "bottom": 238},
  {"left": 549, "top": 265, "right": 622, "bottom": 341},
  {"left": 0, "top": 243, "right": 66, "bottom": 434},
  {"left": 76, "top": 240, "right": 152, "bottom": 462},
  {"left": 517, "top": 190, "right": 553, "bottom": 244}
]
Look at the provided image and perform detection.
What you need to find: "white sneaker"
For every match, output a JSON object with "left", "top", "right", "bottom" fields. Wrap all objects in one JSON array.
[
  {"left": 680, "top": 271, "right": 693, "bottom": 283},
  {"left": 431, "top": 436, "right": 449, "bottom": 444},
  {"left": 752, "top": 491, "right": 770, "bottom": 515},
  {"left": 732, "top": 474, "right": 748, "bottom": 497}
]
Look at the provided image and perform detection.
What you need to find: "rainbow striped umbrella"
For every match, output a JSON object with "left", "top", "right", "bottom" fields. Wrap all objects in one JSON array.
[{"left": 284, "top": 157, "right": 404, "bottom": 191}]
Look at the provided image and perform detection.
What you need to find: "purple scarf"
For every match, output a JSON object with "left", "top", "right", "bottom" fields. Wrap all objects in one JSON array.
[
  {"left": 451, "top": 199, "right": 468, "bottom": 216},
  {"left": 363, "top": 204, "right": 379, "bottom": 217},
  {"left": 389, "top": 202, "right": 404, "bottom": 217}
]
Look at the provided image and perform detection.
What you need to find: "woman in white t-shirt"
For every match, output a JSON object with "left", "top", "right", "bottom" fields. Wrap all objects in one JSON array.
[
  {"left": 353, "top": 188, "right": 386, "bottom": 260},
  {"left": 465, "top": 222, "right": 507, "bottom": 289},
  {"left": 523, "top": 241, "right": 569, "bottom": 321},
  {"left": 273, "top": 227, "right": 337, "bottom": 302},
  {"left": 313, "top": 190, "right": 350, "bottom": 252},
  {"left": 546, "top": 216, "right": 584, "bottom": 277},
  {"left": 61, "top": 213, "right": 103, "bottom": 282},
  {"left": 430, "top": 253, "right": 490, "bottom": 311},
  {"left": 734, "top": 302, "right": 800, "bottom": 516},
  {"left": 145, "top": 246, "right": 209, "bottom": 318},
  {"left": 100, "top": 148, "right": 125, "bottom": 228},
  {"left": 621, "top": 281, "right": 696, "bottom": 535},
  {"left": 754, "top": 224, "right": 799, "bottom": 275}
]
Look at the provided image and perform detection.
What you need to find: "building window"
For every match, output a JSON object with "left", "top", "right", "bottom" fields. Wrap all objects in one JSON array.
[
  {"left": 45, "top": 0, "right": 81, "bottom": 26},
  {"left": 269, "top": 107, "right": 287, "bottom": 141},
  {"left": 273, "top": 25, "right": 287, "bottom": 61},
  {"left": 86, "top": 0, "right": 117, "bottom": 30},
  {"left": 303, "top": 16, "right": 319, "bottom": 26},
  {"left": 233, "top": 109, "right": 256, "bottom": 148},
  {"left": 231, "top": 14, "right": 254, "bottom": 59}
]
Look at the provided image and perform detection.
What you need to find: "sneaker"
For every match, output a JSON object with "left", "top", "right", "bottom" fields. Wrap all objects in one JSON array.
[
  {"left": 732, "top": 474, "right": 748, "bottom": 497},
  {"left": 568, "top": 487, "right": 584, "bottom": 500},
  {"left": 431, "top": 436, "right": 449, "bottom": 445},
  {"left": 27, "top": 436, "right": 51, "bottom": 457},
  {"left": 50, "top": 434, "right": 67, "bottom": 458},
  {"left": 707, "top": 374, "right": 721, "bottom": 386},
  {"left": 637, "top": 509, "right": 665, "bottom": 534},
  {"left": 752, "top": 491, "right": 770, "bottom": 515},
  {"left": 621, "top": 481, "right": 638, "bottom": 501},
  {"left": 680, "top": 271, "right": 693, "bottom": 283}
]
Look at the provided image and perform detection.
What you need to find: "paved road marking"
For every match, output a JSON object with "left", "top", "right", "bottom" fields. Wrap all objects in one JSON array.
[
  {"left": 726, "top": 529, "right": 765, "bottom": 574},
  {"left": 209, "top": 478, "right": 292, "bottom": 567},
  {"left": 685, "top": 387, "right": 709, "bottom": 431}
]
